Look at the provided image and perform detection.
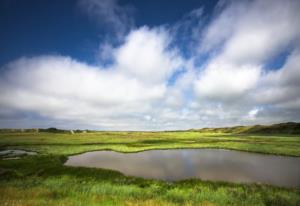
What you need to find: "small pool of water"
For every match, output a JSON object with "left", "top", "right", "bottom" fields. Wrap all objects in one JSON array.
[
  {"left": 0, "top": 149, "right": 36, "bottom": 159},
  {"left": 65, "top": 149, "right": 300, "bottom": 187}
]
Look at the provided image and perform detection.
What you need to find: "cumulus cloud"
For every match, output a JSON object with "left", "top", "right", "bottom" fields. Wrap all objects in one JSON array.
[
  {"left": 0, "top": 27, "right": 183, "bottom": 130},
  {"left": 194, "top": 0, "right": 300, "bottom": 102},
  {"left": 200, "top": 0, "right": 300, "bottom": 61},
  {"left": 116, "top": 27, "right": 182, "bottom": 83},
  {"left": 254, "top": 50, "right": 300, "bottom": 109},
  {"left": 1, "top": 0, "right": 300, "bottom": 130},
  {"left": 194, "top": 60, "right": 261, "bottom": 101}
]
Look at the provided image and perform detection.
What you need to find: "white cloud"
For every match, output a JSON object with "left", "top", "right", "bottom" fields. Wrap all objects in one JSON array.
[
  {"left": 78, "top": 0, "right": 134, "bottom": 38},
  {"left": 195, "top": 0, "right": 300, "bottom": 102},
  {"left": 0, "top": 26, "right": 185, "bottom": 130},
  {"left": 97, "top": 41, "right": 115, "bottom": 63},
  {"left": 200, "top": 0, "right": 300, "bottom": 62},
  {"left": 222, "top": 0, "right": 300, "bottom": 65},
  {"left": 189, "top": 0, "right": 300, "bottom": 127},
  {"left": 1, "top": 0, "right": 300, "bottom": 130},
  {"left": 254, "top": 50, "right": 300, "bottom": 109},
  {"left": 2, "top": 56, "right": 166, "bottom": 104},
  {"left": 247, "top": 108, "right": 261, "bottom": 120},
  {"left": 194, "top": 60, "right": 261, "bottom": 101},
  {"left": 116, "top": 26, "right": 182, "bottom": 83},
  {"left": 0, "top": 56, "right": 166, "bottom": 117}
]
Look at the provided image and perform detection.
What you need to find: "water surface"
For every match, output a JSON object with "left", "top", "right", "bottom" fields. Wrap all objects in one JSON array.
[
  {"left": 0, "top": 149, "right": 36, "bottom": 159},
  {"left": 65, "top": 149, "right": 300, "bottom": 187}
]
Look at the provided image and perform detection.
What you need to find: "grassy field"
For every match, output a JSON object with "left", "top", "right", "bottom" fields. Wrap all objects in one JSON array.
[{"left": 0, "top": 130, "right": 300, "bottom": 205}]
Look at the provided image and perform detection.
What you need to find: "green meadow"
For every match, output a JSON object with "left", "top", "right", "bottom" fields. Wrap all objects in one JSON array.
[{"left": 1, "top": 127, "right": 300, "bottom": 205}]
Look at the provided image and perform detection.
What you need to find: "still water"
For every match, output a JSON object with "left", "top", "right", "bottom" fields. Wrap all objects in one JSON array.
[
  {"left": 65, "top": 149, "right": 300, "bottom": 187},
  {"left": 0, "top": 149, "right": 36, "bottom": 159}
]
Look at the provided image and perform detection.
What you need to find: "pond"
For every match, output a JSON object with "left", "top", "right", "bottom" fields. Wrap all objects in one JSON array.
[
  {"left": 0, "top": 149, "right": 37, "bottom": 159},
  {"left": 64, "top": 149, "right": 300, "bottom": 187}
]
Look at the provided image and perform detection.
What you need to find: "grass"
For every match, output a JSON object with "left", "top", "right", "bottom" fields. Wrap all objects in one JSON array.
[{"left": 0, "top": 130, "right": 300, "bottom": 205}]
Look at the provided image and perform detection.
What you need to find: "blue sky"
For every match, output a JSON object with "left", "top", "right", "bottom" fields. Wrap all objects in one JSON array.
[
  {"left": 0, "top": 0, "right": 300, "bottom": 130},
  {"left": 0, "top": 0, "right": 217, "bottom": 65}
]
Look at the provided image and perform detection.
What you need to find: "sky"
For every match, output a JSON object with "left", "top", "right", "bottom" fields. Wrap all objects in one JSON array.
[{"left": 0, "top": 0, "right": 300, "bottom": 130}]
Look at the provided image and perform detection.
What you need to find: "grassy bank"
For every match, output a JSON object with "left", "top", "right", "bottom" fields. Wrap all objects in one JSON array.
[
  {"left": 1, "top": 131, "right": 300, "bottom": 205},
  {"left": 0, "top": 131, "right": 300, "bottom": 156}
]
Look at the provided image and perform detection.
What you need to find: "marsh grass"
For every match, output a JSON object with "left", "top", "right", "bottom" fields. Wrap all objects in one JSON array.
[{"left": 0, "top": 131, "right": 300, "bottom": 205}]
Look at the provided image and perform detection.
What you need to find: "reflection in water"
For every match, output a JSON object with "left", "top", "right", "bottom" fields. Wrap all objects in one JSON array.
[{"left": 65, "top": 149, "right": 300, "bottom": 187}]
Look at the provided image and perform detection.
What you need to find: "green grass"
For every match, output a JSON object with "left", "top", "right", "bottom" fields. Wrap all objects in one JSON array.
[
  {"left": 0, "top": 131, "right": 300, "bottom": 205},
  {"left": 1, "top": 131, "right": 300, "bottom": 156}
]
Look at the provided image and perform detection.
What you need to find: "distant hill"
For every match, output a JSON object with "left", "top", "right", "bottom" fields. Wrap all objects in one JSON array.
[
  {"left": 0, "top": 128, "right": 91, "bottom": 134},
  {"left": 192, "top": 122, "right": 300, "bottom": 135},
  {"left": 1, "top": 122, "right": 300, "bottom": 134}
]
